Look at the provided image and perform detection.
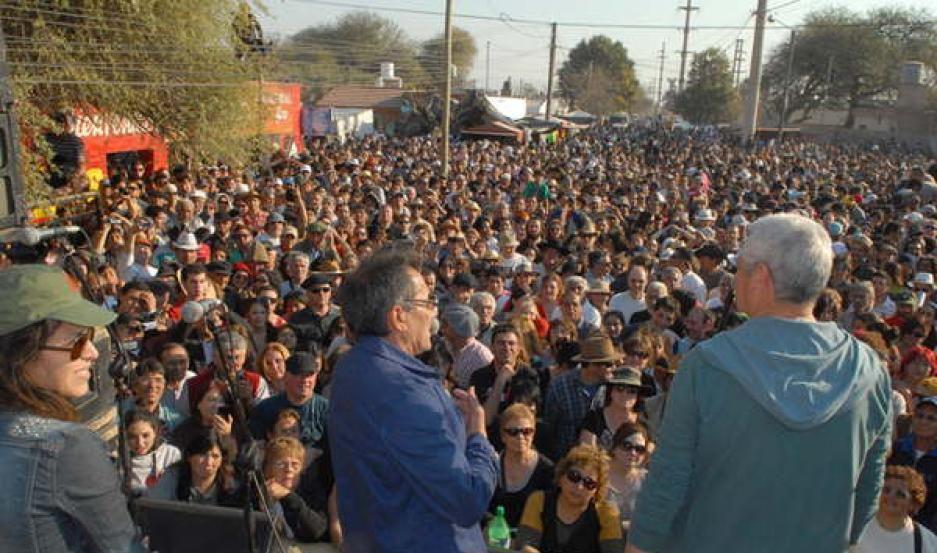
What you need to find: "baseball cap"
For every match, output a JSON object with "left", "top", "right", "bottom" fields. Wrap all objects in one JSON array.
[
  {"left": 0, "top": 265, "right": 117, "bottom": 336},
  {"left": 285, "top": 352, "right": 320, "bottom": 376}
]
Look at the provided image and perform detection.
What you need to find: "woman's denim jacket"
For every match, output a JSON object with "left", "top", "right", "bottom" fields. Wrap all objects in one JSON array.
[{"left": 0, "top": 410, "right": 145, "bottom": 552}]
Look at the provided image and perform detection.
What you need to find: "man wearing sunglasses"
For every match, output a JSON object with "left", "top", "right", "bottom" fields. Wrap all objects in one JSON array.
[
  {"left": 288, "top": 273, "right": 340, "bottom": 349},
  {"left": 0, "top": 264, "right": 145, "bottom": 552},
  {"left": 628, "top": 215, "right": 892, "bottom": 553}
]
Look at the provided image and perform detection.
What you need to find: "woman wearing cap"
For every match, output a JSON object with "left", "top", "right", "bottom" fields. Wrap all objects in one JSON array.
[
  {"left": 579, "top": 367, "right": 649, "bottom": 451},
  {"left": 516, "top": 444, "right": 624, "bottom": 553},
  {"left": 0, "top": 265, "right": 144, "bottom": 552}
]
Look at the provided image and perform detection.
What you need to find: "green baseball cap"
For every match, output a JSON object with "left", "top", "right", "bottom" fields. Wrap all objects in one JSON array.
[
  {"left": 307, "top": 221, "right": 329, "bottom": 234},
  {"left": 0, "top": 264, "right": 117, "bottom": 336}
]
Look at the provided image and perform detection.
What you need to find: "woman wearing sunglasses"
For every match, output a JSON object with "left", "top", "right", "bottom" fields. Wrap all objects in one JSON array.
[
  {"left": 607, "top": 423, "right": 652, "bottom": 534},
  {"left": 488, "top": 404, "right": 555, "bottom": 529},
  {"left": 516, "top": 444, "right": 625, "bottom": 553},
  {"left": 0, "top": 265, "right": 144, "bottom": 552},
  {"left": 855, "top": 465, "right": 937, "bottom": 552}
]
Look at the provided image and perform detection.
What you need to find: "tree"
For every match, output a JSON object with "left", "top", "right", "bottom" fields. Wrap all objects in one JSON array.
[
  {"left": 418, "top": 26, "right": 477, "bottom": 90},
  {"left": 278, "top": 12, "right": 426, "bottom": 101},
  {"left": 557, "top": 35, "right": 639, "bottom": 115},
  {"left": 761, "top": 6, "right": 937, "bottom": 126},
  {"left": 2, "top": 0, "right": 268, "bottom": 200},
  {"left": 674, "top": 48, "right": 739, "bottom": 124}
]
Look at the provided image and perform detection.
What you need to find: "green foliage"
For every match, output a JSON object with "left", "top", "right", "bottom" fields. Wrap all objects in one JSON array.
[
  {"left": 674, "top": 48, "right": 739, "bottom": 124},
  {"left": 2, "top": 0, "right": 269, "bottom": 201},
  {"left": 418, "top": 26, "right": 477, "bottom": 90},
  {"left": 761, "top": 6, "right": 937, "bottom": 125},
  {"left": 276, "top": 11, "right": 429, "bottom": 101},
  {"left": 557, "top": 35, "right": 639, "bottom": 115}
]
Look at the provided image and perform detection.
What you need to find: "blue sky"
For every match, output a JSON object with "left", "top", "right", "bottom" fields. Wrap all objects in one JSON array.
[{"left": 259, "top": 0, "right": 934, "bottom": 97}]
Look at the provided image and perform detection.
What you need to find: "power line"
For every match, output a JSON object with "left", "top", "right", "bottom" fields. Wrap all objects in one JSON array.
[{"left": 293, "top": 0, "right": 936, "bottom": 30}]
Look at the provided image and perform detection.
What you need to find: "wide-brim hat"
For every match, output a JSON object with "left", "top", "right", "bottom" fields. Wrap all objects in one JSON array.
[
  {"left": 172, "top": 232, "right": 199, "bottom": 251},
  {"left": 310, "top": 258, "right": 344, "bottom": 276},
  {"left": 498, "top": 232, "right": 520, "bottom": 248},
  {"left": 586, "top": 280, "right": 612, "bottom": 295},
  {"left": 0, "top": 265, "right": 116, "bottom": 336},
  {"left": 910, "top": 272, "right": 935, "bottom": 288},
  {"left": 572, "top": 333, "right": 623, "bottom": 363}
]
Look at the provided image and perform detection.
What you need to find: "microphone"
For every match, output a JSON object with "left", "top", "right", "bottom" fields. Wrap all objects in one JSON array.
[
  {"left": 181, "top": 299, "right": 225, "bottom": 324},
  {"left": 0, "top": 226, "right": 82, "bottom": 246}
]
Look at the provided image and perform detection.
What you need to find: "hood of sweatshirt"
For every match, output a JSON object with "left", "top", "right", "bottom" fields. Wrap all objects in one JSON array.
[{"left": 695, "top": 317, "right": 881, "bottom": 430}]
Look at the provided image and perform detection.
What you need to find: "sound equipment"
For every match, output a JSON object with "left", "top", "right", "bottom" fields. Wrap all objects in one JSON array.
[
  {"left": 133, "top": 498, "right": 276, "bottom": 553},
  {"left": 0, "top": 26, "right": 26, "bottom": 229}
]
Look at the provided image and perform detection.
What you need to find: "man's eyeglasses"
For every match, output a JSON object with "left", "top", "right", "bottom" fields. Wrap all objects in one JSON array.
[
  {"left": 565, "top": 469, "right": 598, "bottom": 491},
  {"left": 503, "top": 427, "right": 534, "bottom": 437},
  {"left": 405, "top": 298, "right": 438, "bottom": 310},
  {"left": 40, "top": 327, "right": 95, "bottom": 361},
  {"left": 309, "top": 287, "right": 331, "bottom": 294}
]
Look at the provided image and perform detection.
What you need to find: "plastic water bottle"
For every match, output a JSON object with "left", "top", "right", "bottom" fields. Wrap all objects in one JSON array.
[{"left": 487, "top": 505, "right": 511, "bottom": 549}]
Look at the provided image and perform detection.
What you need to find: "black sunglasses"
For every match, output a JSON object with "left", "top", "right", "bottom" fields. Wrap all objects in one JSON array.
[
  {"left": 40, "top": 327, "right": 95, "bottom": 361},
  {"left": 610, "top": 384, "right": 641, "bottom": 394},
  {"left": 565, "top": 469, "right": 598, "bottom": 491},
  {"left": 309, "top": 287, "right": 331, "bottom": 294},
  {"left": 621, "top": 443, "right": 648, "bottom": 454},
  {"left": 503, "top": 427, "right": 534, "bottom": 437}
]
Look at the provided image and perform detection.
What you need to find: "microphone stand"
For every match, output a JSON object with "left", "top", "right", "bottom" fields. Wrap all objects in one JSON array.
[
  {"left": 62, "top": 243, "right": 135, "bottom": 496},
  {"left": 205, "top": 310, "right": 288, "bottom": 553}
]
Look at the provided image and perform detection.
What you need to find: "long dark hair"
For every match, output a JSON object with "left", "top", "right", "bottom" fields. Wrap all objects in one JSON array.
[
  {"left": 0, "top": 320, "right": 78, "bottom": 421},
  {"left": 175, "top": 431, "right": 227, "bottom": 501}
]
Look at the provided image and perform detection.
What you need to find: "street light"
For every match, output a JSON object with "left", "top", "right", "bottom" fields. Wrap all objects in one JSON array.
[{"left": 769, "top": 14, "right": 796, "bottom": 142}]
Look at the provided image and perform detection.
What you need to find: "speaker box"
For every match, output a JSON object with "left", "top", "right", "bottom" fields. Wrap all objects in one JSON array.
[
  {"left": 0, "top": 27, "right": 26, "bottom": 229},
  {"left": 133, "top": 497, "right": 276, "bottom": 553}
]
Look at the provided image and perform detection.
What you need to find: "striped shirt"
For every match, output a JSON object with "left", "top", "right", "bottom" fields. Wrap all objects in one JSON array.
[{"left": 451, "top": 338, "right": 494, "bottom": 389}]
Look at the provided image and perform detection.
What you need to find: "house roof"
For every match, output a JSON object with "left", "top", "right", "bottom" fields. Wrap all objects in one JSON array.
[
  {"left": 461, "top": 120, "right": 524, "bottom": 138},
  {"left": 315, "top": 86, "right": 405, "bottom": 109}
]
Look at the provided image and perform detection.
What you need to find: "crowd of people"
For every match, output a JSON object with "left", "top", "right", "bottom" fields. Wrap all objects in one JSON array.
[{"left": 2, "top": 120, "right": 937, "bottom": 552}]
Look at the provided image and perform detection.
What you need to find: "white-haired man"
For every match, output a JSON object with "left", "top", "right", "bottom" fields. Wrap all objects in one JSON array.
[{"left": 628, "top": 214, "right": 891, "bottom": 553}]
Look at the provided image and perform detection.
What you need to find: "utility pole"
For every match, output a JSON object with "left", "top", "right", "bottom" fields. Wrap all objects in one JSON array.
[
  {"left": 656, "top": 42, "right": 666, "bottom": 115},
  {"left": 677, "top": 0, "right": 698, "bottom": 91},
  {"left": 777, "top": 29, "right": 796, "bottom": 141},
  {"left": 485, "top": 40, "right": 491, "bottom": 93},
  {"left": 545, "top": 22, "right": 557, "bottom": 119},
  {"left": 732, "top": 38, "right": 745, "bottom": 88},
  {"left": 442, "top": 0, "right": 453, "bottom": 178},
  {"left": 742, "top": 0, "right": 768, "bottom": 145}
]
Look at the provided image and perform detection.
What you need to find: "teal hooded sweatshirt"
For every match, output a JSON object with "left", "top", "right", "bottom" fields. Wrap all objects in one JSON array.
[{"left": 629, "top": 317, "right": 892, "bottom": 553}]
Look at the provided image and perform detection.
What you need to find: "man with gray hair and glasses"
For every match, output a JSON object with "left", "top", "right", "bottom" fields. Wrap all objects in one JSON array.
[
  {"left": 628, "top": 214, "right": 891, "bottom": 553},
  {"left": 330, "top": 248, "right": 498, "bottom": 552}
]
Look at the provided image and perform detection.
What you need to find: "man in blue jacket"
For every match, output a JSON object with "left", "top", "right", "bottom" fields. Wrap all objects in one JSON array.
[
  {"left": 628, "top": 214, "right": 892, "bottom": 553},
  {"left": 330, "top": 248, "right": 498, "bottom": 552}
]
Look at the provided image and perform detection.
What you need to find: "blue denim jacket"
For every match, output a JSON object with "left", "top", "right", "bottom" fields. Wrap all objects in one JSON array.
[
  {"left": 0, "top": 411, "right": 145, "bottom": 553},
  {"left": 330, "top": 336, "right": 499, "bottom": 553}
]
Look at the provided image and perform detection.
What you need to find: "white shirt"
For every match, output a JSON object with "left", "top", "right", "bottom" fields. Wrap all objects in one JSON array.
[
  {"left": 855, "top": 518, "right": 937, "bottom": 553},
  {"left": 609, "top": 291, "right": 646, "bottom": 324}
]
